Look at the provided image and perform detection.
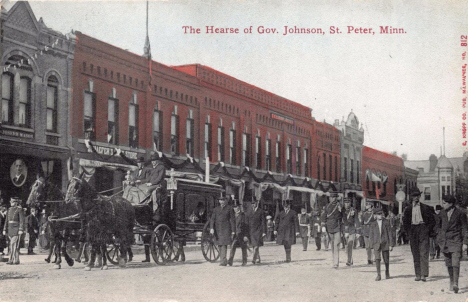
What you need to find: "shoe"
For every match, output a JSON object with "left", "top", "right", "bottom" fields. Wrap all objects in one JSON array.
[
  {"left": 415, "top": 276, "right": 421, "bottom": 281},
  {"left": 430, "top": 255, "right": 435, "bottom": 260},
  {"left": 385, "top": 272, "right": 390, "bottom": 279},
  {"left": 142, "top": 259, "right": 150, "bottom": 263},
  {"left": 453, "top": 285, "right": 459, "bottom": 294},
  {"left": 375, "top": 274, "right": 381, "bottom": 281},
  {"left": 333, "top": 265, "right": 338, "bottom": 269},
  {"left": 6, "top": 262, "right": 12, "bottom": 265},
  {"left": 242, "top": 261, "right": 247, "bottom": 266},
  {"left": 346, "top": 262, "right": 352, "bottom": 266},
  {"left": 303, "top": 249, "right": 306, "bottom": 251},
  {"left": 252, "top": 260, "right": 256, "bottom": 265},
  {"left": 219, "top": 262, "right": 227, "bottom": 266},
  {"left": 368, "top": 260, "right": 373, "bottom": 265},
  {"left": 316, "top": 248, "right": 320, "bottom": 251},
  {"left": 227, "top": 258, "right": 233, "bottom": 266},
  {"left": 421, "top": 276, "right": 426, "bottom": 282}
]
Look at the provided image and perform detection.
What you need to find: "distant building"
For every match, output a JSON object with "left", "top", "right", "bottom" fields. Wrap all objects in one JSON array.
[
  {"left": 334, "top": 111, "right": 364, "bottom": 208},
  {"left": 0, "top": 2, "right": 74, "bottom": 202},
  {"left": 405, "top": 153, "right": 467, "bottom": 207}
]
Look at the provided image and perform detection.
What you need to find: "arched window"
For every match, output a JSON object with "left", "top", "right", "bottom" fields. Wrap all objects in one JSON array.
[{"left": 46, "top": 76, "right": 58, "bottom": 132}]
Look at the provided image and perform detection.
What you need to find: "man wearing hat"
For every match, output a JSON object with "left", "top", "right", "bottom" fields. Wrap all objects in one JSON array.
[
  {"left": 342, "top": 198, "right": 360, "bottom": 266},
  {"left": 274, "top": 199, "right": 300, "bottom": 262},
  {"left": 228, "top": 203, "right": 248, "bottom": 266},
  {"left": 436, "top": 195, "right": 468, "bottom": 293},
  {"left": 26, "top": 207, "right": 39, "bottom": 255},
  {"left": 369, "top": 207, "right": 394, "bottom": 281},
  {"left": 298, "top": 207, "right": 310, "bottom": 251},
  {"left": 403, "top": 187, "right": 436, "bottom": 282},
  {"left": 130, "top": 156, "right": 149, "bottom": 186},
  {"left": 311, "top": 208, "right": 322, "bottom": 250},
  {"left": 3, "top": 197, "right": 25, "bottom": 264},
  {"left": 245, "top": 199, "right": 266, "bottom": 264},
  {"left": 210, "top": 197, "right": 235, "bottom": 266},
  {"left": 362, "top": 200, "right": 376, "bottom": 265},
  {"left": 324, "top": 192, "right": 343, "bottom": 268}
]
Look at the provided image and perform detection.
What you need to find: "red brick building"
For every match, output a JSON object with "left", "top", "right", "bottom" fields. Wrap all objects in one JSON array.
[
  {"left": 362, "top": 146, "right": 404, "bottom": 211},
  {"left": 70, "top": 32, "right": 334, "bottom": 203}
]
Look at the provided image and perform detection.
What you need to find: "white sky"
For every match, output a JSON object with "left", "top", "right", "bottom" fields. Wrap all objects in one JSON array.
[{"left": 6, "top": 0, "right": 468, "bottom": 160}]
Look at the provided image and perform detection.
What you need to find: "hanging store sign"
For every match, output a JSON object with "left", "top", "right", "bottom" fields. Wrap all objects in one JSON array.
[
  {"left": 83, "top": 142, "right": 138, "bottom": 160},
  {"left": 1, "top": 128, "right": 34, "bottom": 139},
  {"left": 270, "top": 111, "right": 294, "bottom": 124},
  {"left": 79, "top": 158, "right": 135, "bottom": 169}
]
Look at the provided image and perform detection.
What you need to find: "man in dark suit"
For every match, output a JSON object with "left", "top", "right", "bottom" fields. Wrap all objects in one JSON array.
[
  {"left": 430, "top": 205, "right": 442, "bottom": 260},
  {"left": 0, "top": 203, "right": 7, "bottom": 256},
  {"left": 130, "top": 157, "right": 149, "bottom": 185},
  {"left": 210, "top": 197, "right": 235, "bottom": 266},
  {"left": 403, "top": 187, "right": 436, "bottom": 282},
  {"left": 3, "top": 197, "right": 25, "bottom": 265},
  {"left": 311, "top": 209, "right": 322, "bottom": 250},
  {"left": 245, "top": 199, "right": 266, "bottom": 264},
  {"left": 369, "top": 208, "right": 394, "bottom": 281},
  {"left": 228, "top": 204, "right": 248, "bottom": 266},
  {"left": 324, "top": 192, "right": 342, "bottom": 268},
  {"left": 436, "top": 195, "right": 468, "bottom": 294},
  {"left": 362, "top": 201, "right": 376, "bottom": 264},
  {"left": 342, "top": 198, "right": 360, "bottom": 266},
  {"left": 26, "top": 207, "right": 39, "bottom": 254},
  {"left": 275, "top": 199, "right": 300, "bottom": 262}
]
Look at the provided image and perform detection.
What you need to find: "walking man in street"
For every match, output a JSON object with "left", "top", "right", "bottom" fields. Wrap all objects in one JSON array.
[
  {"left": 26, "top": 207, "right": 39, "bottom": 254},
  {"left": 210, "top": 197, "right": 235, "bottom": 266},
  {"left": 298, "top": 207, "right": 310, "bottom": 251},
  {"left": 342, "top": 198, "right": 360, "bottom": 266},
  {"left": 369, "top": 207, "right": 394, "bottom": 281},
  {"left": 324, "top": 192, "right": 343, "bottom": 268},
  {"left": 430, "top": 205, "right": 442, "bottom": 260},
  {"left": 436, "top": 195, "right": 468, "bottom": 293},
  {"left": 311, "top": 209, "right": 322, "bottom": 250},
  {"left": 228, "top": 204, "right": 248, "bottom": 266},
  {"left": 403, "top": 187, "right": 436, "bottom": 282},
  {"left": 275, "top": 199, "right": 300, "bottom": 262},
  {"left": 3, "top": 197, "right": 25, "bottom": 265},
  {"left": 362, "top": 201, "right": 376, "bottom": 264},
  {"left": 246, "top": 199, "right": 266, "bottom": 264}
]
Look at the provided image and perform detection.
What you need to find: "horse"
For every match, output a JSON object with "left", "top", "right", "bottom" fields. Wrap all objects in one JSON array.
[
  {"left": 26, "top": 177, "right": 80, "bottom": 269},
  {"left": 65, "top": 176, "right": 135, "bottom": 271}
]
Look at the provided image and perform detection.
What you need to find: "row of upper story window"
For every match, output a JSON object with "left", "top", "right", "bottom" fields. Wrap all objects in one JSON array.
[
  {"left": 342, "top": 157, "right": 361, "bottom": 184},
  {"left": 316, "top": 153, "right": 339, "bottom": 182},
  {"left": 2, "top": 72, "right": 59, "bottom": 133},
  {"left": 255, "top": 113, "right": 310, "bottom": 137},
  {"left": 422, "top": 185, "right": 452, "bottom": 201},
  {"left": 200, "top": 69, "right": 310, "bottom": 119},
  {"left": 204, "top": 97, "right": 240, "bottom": 116},
  {"left": 315, "top": 128, "right": 339, "bottom": 142},
  {"left": 82, "top": 62, "right": 145, "bottom": 90}
]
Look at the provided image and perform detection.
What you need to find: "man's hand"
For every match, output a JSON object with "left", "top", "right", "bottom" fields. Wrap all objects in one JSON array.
[
  {"left": 322, "top": 227, "right": 326, "bottom": 233},
  {"left": 18, "top": 231, "right": 23, "bottom": 235},
  {"left": 34, "top": 230, "right": 38, "bottom": 234},
  {"left": 41, "top": 231, "right": 45, "bottom": 235},
  {"left": 274, "top": 231, "right": 278, "bottom": 235},
  {"left": 295, "top": 232, "right": 300, "bottom": 237},
  {"left": 146, "top": 183, "right": 152, "bottom": 187},
  {"left": 210, "top": 229, "right": 214, "bottom": 235},
  {"left": 231, "top": 232, "right": 235, "bottom": 241},
  {"left": 2, "top": 231, "right": 5, "bottom": 235},
  {"left": 463, "top": 244, "right": 468, "bottom": 252},
  {"left": 390, "top": 246, "right": 393, "bottom": 252},
  {"left": 262, "top": 233, "right": 266, "bottom": 237},
  {"left": 243, "top": 236, "right": 249, "bottom": 243},
  {"left": 356, "top": 234, "right": 361, "bottom": 239}
]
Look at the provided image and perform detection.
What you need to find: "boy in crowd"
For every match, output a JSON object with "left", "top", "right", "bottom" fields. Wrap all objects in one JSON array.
[{"left": 369, "top": 207, "right": 394, "bottom": 281}]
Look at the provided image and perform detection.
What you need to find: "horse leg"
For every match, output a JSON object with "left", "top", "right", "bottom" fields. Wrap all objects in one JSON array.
[
  {"left": 45, "top": 241, "right": 54, "bottom": 263},
  {"left": 54, "top": 238, "right": 62, "bottom": 269},
  {"left": 83, "top": 242, "right": 89, "bottom": 264},
  {"left": 75, "top": 242, "right": 85, "bottom": 263},
  {"left": 62, "top": 232, "right": 75, "bottom": 267},
  {"left": 119, "top": 244, "right": 127, "bottom": 268},
  {"left": 85, "top": 244, "right": 96, "bottom": 271},
  {"left": 101, "top": 244, "right": 108, "bottom": 270}
]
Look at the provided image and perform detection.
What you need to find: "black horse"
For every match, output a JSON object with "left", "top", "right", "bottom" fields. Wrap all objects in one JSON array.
[
  {"left": 26, "top": 177, "right": 80, "bottom": 269},
  {"left": 65, "top": 176, "right": 135, "bottom": 271}
]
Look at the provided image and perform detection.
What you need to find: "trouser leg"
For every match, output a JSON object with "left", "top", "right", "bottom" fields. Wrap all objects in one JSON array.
[
  {"left": 331, "top": 232, "right": 340, "bottom": 267},
  {"left": 315, "top": 236, "right": 321, "bottom": 250},
  {"left": 284, "top": 242, "right": 291, "bottom": 262},
  {"left": 346, "top": 234, "right": 355, "bottom": 264},
  {"left": 302, "top": 237, "right": 308, "bottom": 251},
  {"left": 252, "top": 246, "right": 259, "bottom": 263},
  {"left": 383, "top": 250, "right": 390, "bottom": 278},
  {"left": 219, "top": 245, "right": 227, "bottom": 265},
  {"left": 8, "top": 236, "right": 19, "bottom": 264},
  {"left": 409, "top": 229, "right": 421, "bottom": 277},
  {"left": 419, "top": 226, "right": 430, "bottom": 277},
  {"left": 364, "top": 236, "right": 373, "bottom": 262},
  {"left": 229, "top": 240, "right": 238, "bottom": 265}
]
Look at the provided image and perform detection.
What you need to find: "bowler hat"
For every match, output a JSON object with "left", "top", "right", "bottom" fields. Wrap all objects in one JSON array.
[
  {"left": 409, "top": 187, "right": 422, "bottom": 197},
  {"left": 150, "top": 153, "right": 160, "bottom": 161},
  {"left": 10, "top": 197, "right": 20, "bottom": 203},
  {"left": 443, "top": 194, "right": 456, "bottom": 204},
  {"left": 137, "top": 157, "right": 145, "bottom": 163},
  {"left": 435, "top": 205, "right": 442, "bottom": 211}
]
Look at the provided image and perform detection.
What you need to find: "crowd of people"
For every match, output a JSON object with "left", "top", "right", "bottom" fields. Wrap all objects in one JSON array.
[{"left": 1, "top": 178, "right": 467, "bottom": 294}]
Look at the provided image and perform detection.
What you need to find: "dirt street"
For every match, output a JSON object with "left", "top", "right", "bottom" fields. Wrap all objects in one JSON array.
[{"left": 0, "top": 243, "right": 467, "bottom": 302}]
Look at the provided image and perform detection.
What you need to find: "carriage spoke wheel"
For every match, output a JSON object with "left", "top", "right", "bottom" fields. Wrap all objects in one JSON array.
[
  {"left": 201, "top": 222, "right": 219, "bottom": 263},
  {"left": 151, "top": 224, "right": 174, "bottom": 265},
  {"left": 167, "top": 240, "right": 181, "bottom": 263},
  {"left": 106, "top": 243, "right": 120, "bottom": 266}
]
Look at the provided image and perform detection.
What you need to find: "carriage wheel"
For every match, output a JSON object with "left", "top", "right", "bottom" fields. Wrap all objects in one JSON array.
[
  {"left": 151, "top": 224, "right": 174, "bottom": 265},
  {"left": 106, "top": 243, "right": 120, "bottom": 265},
  {"left": 201, "top": 222, "right": 219, "bottom": 263}
]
